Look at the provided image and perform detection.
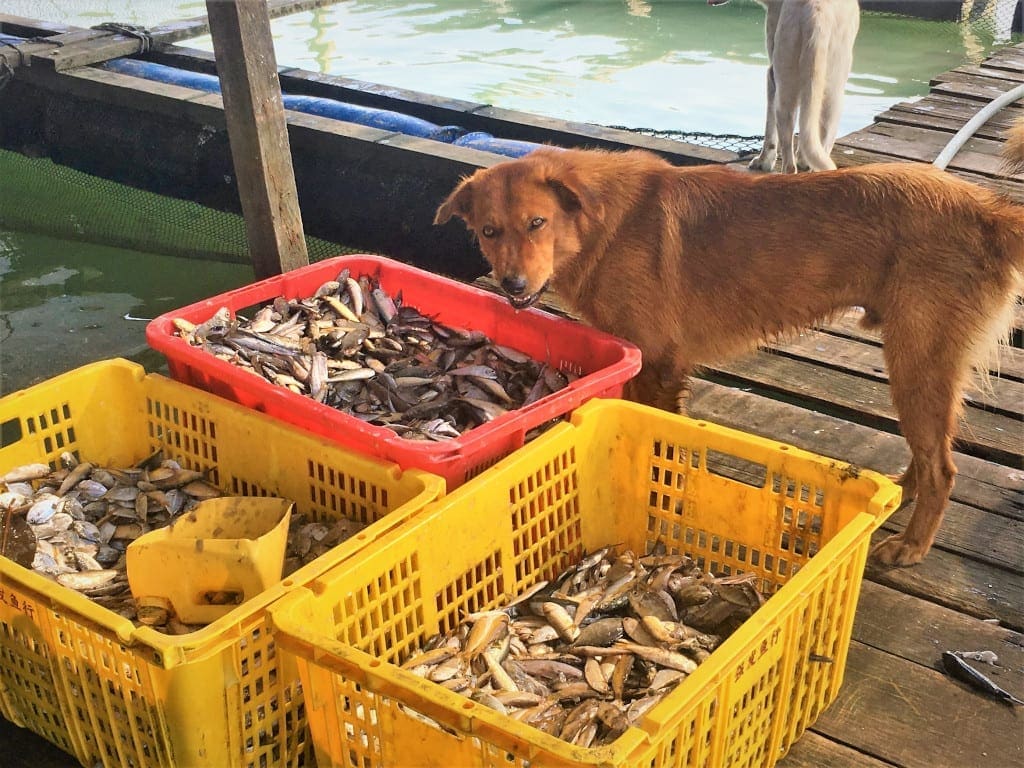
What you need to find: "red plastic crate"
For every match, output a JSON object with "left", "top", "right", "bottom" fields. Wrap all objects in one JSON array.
[{"left": 147, "top": 254, "right": 641, "bottom": 489}]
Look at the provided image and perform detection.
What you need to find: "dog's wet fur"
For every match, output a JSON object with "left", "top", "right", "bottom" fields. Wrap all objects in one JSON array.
[{"left": 435, "top": 142, "right": 1024, "bottom": 567}]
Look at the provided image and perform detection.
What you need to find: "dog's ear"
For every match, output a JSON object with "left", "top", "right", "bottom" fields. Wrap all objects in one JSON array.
[
  {"left": 546, "top": 174, "right": 603, "bottom": 221},
  {"left": 434, "top": 178, "right": 474, "bottom": 225}
]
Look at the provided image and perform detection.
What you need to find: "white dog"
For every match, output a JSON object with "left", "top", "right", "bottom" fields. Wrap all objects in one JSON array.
[{"left": 711, "top": 0, "right": 860, "bottom": 173}]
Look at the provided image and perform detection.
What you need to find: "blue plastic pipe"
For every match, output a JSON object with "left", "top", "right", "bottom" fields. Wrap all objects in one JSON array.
[
  {"left": 1, "top": 35, "right": 540, "bottom": 156},
  {"left": 96, "top": 57, "right": 539, "bottom": 157}
]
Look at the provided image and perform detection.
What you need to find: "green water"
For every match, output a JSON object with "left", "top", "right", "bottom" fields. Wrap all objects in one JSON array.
[{"left": 0, "top": 230, "right": 253, "bottom": 394}]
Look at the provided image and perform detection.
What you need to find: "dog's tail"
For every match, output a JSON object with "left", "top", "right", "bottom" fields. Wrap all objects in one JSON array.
[
  {"left": 967, "top": 208, "right": 1024, "bottom": 388},
  {"left": 1003, "top": 116, "right": 1024, "bottom": 175}
]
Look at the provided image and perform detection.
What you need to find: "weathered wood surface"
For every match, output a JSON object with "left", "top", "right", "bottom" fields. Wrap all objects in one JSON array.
[
  {"left": 712, "top": 355, "right": 1021, "bottom": 467},
  {"left": 205, "top": 0, "right": 309, "bottom": 278}
]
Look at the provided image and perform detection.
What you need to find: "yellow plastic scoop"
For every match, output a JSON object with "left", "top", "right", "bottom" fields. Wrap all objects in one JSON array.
[{"left": 127, "top": 496, "right": 293, "bottom": 625}]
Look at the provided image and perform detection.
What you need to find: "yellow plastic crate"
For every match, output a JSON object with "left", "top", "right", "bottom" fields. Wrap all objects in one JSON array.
[
  {"left": 0, "top": 359, "right": 444, "bottom": 768},
  {"left": 270, "top": 398, "right": 901, "bottom": 768}
]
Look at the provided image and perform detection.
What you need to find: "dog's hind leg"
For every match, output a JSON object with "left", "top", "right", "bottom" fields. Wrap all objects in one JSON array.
[
  {"left": 794, "top": 29, "right": 838, "bottom": 172},
  {"left": 870, "top": 323, "right": 965, "bottom": 566},
  {"left": 749, "top": 66, "right": 780, "bottom": 172},
  {"left": 817, "top": 12, "right": 858, "bottom": 164}
]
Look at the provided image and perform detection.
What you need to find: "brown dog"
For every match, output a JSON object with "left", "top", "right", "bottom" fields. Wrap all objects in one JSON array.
[{"left": 435, "top": 146, "right": 1024, "bottom": 567}]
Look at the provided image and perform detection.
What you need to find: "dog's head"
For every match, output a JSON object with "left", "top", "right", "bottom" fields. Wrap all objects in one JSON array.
[{"left": 434, "top": 149, "right": 599, "bottom": 310}]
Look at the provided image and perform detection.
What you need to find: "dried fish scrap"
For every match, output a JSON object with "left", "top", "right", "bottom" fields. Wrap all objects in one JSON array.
[
  {"left": 173, "top": 269, "right": 575, "bottom": 441},
  {"left": 0, "top": 455, "right": 366, "bottom": 635},
  {"left": 403, "top": 545, "right": 767, "bottom": 748}
]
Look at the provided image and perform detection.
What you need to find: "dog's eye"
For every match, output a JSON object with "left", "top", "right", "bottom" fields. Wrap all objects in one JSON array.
[
  {"left": 481, "top": 225, "right": 497, "bottom": 238},
  {"left": 528, "top": 217, "right": 546, "bottom": 230}
]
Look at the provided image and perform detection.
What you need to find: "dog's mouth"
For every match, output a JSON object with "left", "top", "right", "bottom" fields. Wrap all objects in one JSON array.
[{"left": 507, "top": 282, "right": 549, "bottom": 310}]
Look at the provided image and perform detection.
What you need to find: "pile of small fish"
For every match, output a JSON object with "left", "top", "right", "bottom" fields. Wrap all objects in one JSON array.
[
  {"left": 401, "top": 546, "right": 767, "bottom": 748},
  {"left": 0, "top": 455, "right": 365, "bottom": 634},
  {"left": 172, "top": 269, "right": 574, "bottom": 442}
]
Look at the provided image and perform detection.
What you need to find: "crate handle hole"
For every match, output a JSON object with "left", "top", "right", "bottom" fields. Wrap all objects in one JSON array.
[{"left": 0, "top": 417, "right": 23, "bottom": 447}]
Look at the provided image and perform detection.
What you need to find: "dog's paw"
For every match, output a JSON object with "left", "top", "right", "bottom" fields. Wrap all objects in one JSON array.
[
  {"left": 870, "top": 534, "right": 927, "bottom": 567},
  {"left": 748, "top": 155, "right": 775, "bottom": 173}
]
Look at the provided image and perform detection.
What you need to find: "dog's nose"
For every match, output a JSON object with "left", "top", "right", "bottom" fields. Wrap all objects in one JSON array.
[{"left": 501, "top": 275, "right": 528, "bottom": 296}]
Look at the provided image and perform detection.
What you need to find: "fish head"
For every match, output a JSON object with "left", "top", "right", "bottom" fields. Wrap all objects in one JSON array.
[{"left": 434, "top": 148, "right": 600, "bottom": 310}]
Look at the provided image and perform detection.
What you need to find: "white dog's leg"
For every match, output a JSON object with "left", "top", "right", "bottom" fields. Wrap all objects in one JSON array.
[
  {"left": 749, "top": 1, "right": 783, "bottom": 172},
  {"left": 770, "top": 8, "right": 802, "bottom": 174},
  {"left": 796, "top": 0, "right": 859, "bottom": 171},
  {"left": 749, "top": 66, "right": 779, "bottom": 171},
  {"left": 819, "top": 3, "right": 860, "bottom": 160},
  {"left": 795, "top": 22, "right": 835, "bottom": 169}
]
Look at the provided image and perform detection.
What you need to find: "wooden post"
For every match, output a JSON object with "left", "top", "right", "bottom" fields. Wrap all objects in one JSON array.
[{"left": 205, "top": 0, "right": 308, "bottom": 278}]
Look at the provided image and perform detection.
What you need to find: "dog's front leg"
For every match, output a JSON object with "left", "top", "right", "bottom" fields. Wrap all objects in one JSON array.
[{"left": 624, "top": 361, "right": 691, "bottom": 414}]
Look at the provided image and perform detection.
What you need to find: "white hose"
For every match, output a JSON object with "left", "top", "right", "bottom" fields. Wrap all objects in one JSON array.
[{"left": 932, "top": 82, "right": 1024, "bottom": 170}]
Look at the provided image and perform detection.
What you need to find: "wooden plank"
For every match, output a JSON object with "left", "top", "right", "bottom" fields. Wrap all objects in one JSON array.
[
  {"left": 865, "top": 530, "right": 1024, "bottom": 629},
  {"left": 778, "top": 731, "right": 893, "bottom": 768},
  {"left": 876, "top": 105, "right": 1021, "bottom": 142},
  {"left": 853, "top": 581, "right": 1024, "bottom": 676},
  {"left": 835, "top": 122, "right": 1020, "bottom": 179},
  {"left": 819, "top": 308, "right": 1023, "bottom": 371},
  {"left": 13, "top": 1, "right": 347, "bottom": 70},
  {"left": 877, "top": 497, "right": 1022, "bottom": 573},
  {"left": 767, "top": 332, "right": 1023, "bottom": 416},
  {"left": 707, "top": 353, "right": 1023, "bottom": 466},
  {"left": 895, "top": 91, "right": 1024, "bottom": 119},
  {"left": 811, "top": 642, "right": 1023, "bottom": 768},
  {"left": 0, "top": 27, "right": 109, "bottom": 70},
  {"left": 937, "top": 64, "right": 1024, "bottom": 84},
  {"left": 205, "top": 0, "right": 309, "bottom": 279},
  {"left": 982, "top": 52, "right": 1024, "bottom": 74},
  {"left": 30, "top": 35, "right": 141, "bottom": 71},
  {"left": 686, "top": 379, "right": 1024, "bottom": 520},
  {"left": 833, "top": 145, "right": 1024, "bottom": 203},
  {"left": 929, "top": 72, "right": 1024, "bottom": 104}
]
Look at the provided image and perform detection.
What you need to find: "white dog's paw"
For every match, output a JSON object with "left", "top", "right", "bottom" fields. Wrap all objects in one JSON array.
[{"left": 748, "top": 154, "right": 776, "bottom": 172}]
